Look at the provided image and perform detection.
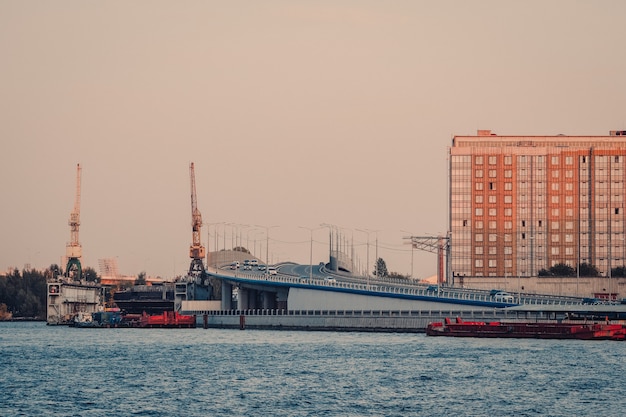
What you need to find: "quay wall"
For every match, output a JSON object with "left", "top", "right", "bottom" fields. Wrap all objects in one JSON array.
[{"left": 191, "top": 309, "right": 537, "bottom": 332}]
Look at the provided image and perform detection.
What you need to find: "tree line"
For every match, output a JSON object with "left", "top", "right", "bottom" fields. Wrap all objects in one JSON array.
[{"left": 0, "top": 264, "right": 99, "bottom": 320}]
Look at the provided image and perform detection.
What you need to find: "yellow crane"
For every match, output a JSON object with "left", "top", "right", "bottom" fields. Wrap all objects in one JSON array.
[
  {"left": 66, "top": 163, "right": 82, "bottom": 280},
  {"left": 188, "top": 162, "right": 206, "bottom": 280}
]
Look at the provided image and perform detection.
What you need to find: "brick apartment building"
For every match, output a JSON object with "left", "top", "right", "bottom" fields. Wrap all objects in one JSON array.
[{"left": 449, "top": 129, "right": 626, "bottom": 284}]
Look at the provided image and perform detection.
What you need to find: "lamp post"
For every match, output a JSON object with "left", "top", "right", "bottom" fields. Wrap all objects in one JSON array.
[
  {"left": 356, "top": 228, "right": 377, "bottom": 289},
  {"left": 299, "top": 226, "right": 324, "bottom": 281},
  {"left": 255, "top": 224, "right": 278, "bottom": 276},
  {"left": 401, "top": 230, "right": 415, "bottom": 279}
]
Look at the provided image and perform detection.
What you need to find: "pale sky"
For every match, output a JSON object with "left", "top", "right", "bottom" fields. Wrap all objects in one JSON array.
[{"left": 2, "top": 1, "right": 625, "bottom": 279}]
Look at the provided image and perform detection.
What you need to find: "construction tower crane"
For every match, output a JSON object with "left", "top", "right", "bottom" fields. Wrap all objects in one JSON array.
[
  {"left": 66, "top": 164, "right": 82, "bottom": 280},
  {"left": 188, "top": 162, "right": 207, "bottom": 281}
]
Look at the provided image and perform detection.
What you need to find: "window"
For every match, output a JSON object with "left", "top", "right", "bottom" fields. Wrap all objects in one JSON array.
[
  {"left": 566, "top": 156, "right": 573, "bottom": 165},
  {"left": 551, "top": 234, "right": 560, "bottom": 242},
  {"left": 489, "top": 170, "right": 497, "bottom": 178},
  {"left": 476, "top": 182, "right": 484, "bottom": 191},
  {"left": 551, "top": 156, "right": 559, "bottom": 165},
  {"left": 504, "top": 170, "right": 512, "bottom": 178},
  {"left": 475, "top": 234, "right": 483, "bottom": 242},
  {"left": 475, "top": 195, "right": 483, "bottom": 203},
  {"left": 505, "top": 208, "right": 512, "bottom": 216},
  {"left": 475, "top": 259, "right": 483, "bottom": 267},
  {"left": 489, "top": 246, "right": 497, "bottom": 255},
  {"left": 565, "top": 196, "right": 573, "bottom": 204},
  {"left": 504, "top": 221, "right": 512, "bottom": 229},
  {"left": 475, "top": 208, "right": 483, "bottom": 216},
  {"left": 475, "top": 156, "right": 483, "bottom": 165},
  {"left": 489, "top": 234, "right": 497, "bottom": 242},
  {"left": 504, "top": 195, "right": 512, "bottom": 204},
  {"left": 488, "top": 259, "right": 497, "bottom": 268},
  {"left": 462, "top": 220, "right": 468, "bottom": 227},
  {"left": 489, "top": 156, "right": 497, "bottom": 165},
  {"left": 475, "top": 170, "right": 483, "bottom": 178},
  {"left": 489, "top": 182, "right": 496, "bottom": 190},
  {"left": 551, "top": 222, "right": 560, "bottom": 230},
  {"left": 489, "top": 221, "right": 497, "bottom": 229},
  {"left": 489, "top": 208, "right": 497, "bottom": 216},
  {"left": 551, "top": 247, "right": 560, "bottom": 255},
  {"left": 489, "top": 195, "right": 497, "bottom": 204},
  {"left": 475, "top": 246, "right": 483, "bottom": 255},
  {"left": 475, "top": 221, "right": 483, "bottom": 229},
  {"left": 504, "top": 156, "right": 512, "bottom": 165},
  {"left": 551, "top": 196, "right": 560, "bottom": 204},
  {"left": 505, "top": 182, "right": 512, "bottom": 191},
  {"left": 551, "top": 183, "right": 560, "bottom": 191},
  {"left": 552, "top": 170, "right": 560, "bottom": 178}
]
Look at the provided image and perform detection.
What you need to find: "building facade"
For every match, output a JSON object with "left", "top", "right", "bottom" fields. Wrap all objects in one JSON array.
[{"left": 449, "top": 129, "right": 626, "bottom": 281}]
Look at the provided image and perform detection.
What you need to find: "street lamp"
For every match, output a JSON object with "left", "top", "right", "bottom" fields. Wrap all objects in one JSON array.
[
  {"left": 299, "top": 226, "right": 324, "bottom": 281},
  {"left": 255, "top": 224, "right": 278, "bottom": 275},
  {"left": 356, "top": 228, "right": 378, "bottom": 289},
  {"left": 401, "top": 230, "right": 415, "bottom": 279}
]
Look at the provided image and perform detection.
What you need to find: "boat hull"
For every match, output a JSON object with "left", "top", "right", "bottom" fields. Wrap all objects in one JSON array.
[{"left": 426, "top": 318, "right": 626, "bottom": 340}]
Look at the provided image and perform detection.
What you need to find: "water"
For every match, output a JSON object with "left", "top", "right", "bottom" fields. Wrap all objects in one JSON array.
[{"left": 1, "top": 322, "right": 625, "bottom": 417}]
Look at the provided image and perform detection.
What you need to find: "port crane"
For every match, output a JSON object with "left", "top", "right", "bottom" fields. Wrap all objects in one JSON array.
[
  {"left": 66, "top": 164, "right": 82, "bottom": 280},
  {"left": 188, "top": 162, "right": 207, "bottom": 283}
]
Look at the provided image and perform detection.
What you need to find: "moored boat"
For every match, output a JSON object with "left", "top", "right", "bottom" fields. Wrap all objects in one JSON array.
[
  {"left": 426, "top": 317, "right": 626, "bottom": 340},
  {"left": 139, "top": 311, "right": 196, "bottom": 328}
]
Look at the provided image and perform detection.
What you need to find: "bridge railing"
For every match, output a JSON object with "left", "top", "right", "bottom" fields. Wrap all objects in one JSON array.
[{"left": 207, "top": 267, "right": 583, "bottom": 306}]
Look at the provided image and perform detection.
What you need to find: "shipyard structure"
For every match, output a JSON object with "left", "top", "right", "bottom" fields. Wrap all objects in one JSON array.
[{"left": 449, "top": 130, "right": 626, "bottom": 298}]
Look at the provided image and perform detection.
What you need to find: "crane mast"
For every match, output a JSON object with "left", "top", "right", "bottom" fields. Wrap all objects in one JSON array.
[
  {"left": 66, "top": 164, "right": 82, "bottom": 280},
  {"left": 188, "top": 162, "right": 206, "bottom": 278}
]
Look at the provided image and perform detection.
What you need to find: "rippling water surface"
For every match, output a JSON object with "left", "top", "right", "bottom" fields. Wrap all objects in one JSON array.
[{"left": 2, "top": 322, "right": 625, "bottom": 416}]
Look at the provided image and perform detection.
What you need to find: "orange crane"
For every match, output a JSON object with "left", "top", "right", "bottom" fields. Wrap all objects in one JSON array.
[
  {"left": 188, "top": 162, "right": 206, "bottom": 280},
  {"left": 66, "top": 164, "right": 82, "bottom": 280}
]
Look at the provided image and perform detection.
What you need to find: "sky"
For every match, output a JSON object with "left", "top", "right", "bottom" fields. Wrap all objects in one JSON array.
[{"left": 1, "top": 1, "right": 626, "bottom": 280}]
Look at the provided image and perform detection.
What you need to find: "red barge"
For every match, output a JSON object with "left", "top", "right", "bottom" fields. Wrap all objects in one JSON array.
[
  {"left": 138, "top": 311, "right": 196, "bottom": 328},
  {"left": 426, "top": 317, "right": 626, "bottom": 340}
]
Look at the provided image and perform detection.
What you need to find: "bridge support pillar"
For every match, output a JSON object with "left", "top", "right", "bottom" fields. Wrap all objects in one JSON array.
[
  {"left": 261, "top": 291, "right": 276, "bottom": 309},
  {"left": 221, "top": 282, "right": 233, "bottom": 310},
  {"left": 238, "top": 288, "right": 250, "bottom": 310}
]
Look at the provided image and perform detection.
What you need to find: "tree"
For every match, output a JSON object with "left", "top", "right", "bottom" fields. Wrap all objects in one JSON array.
[
  {"left": 233, "top": 246, "right": 251, "bottom": 254},
  {"left": 611, "top": 266, "right": 626, "bottom": 278},
  {"left": 550, "top": 263, "right": 575, "bottom": 277},
  {"left": 538, "top": 268, "right": 551, "bottom": 277},
  {"left": 135, "top": 271, "right": 147, "bottom": 285},
  {"left": 374, "top": 258, "right": 388, "bottom": 277},
  {"left": 83, "top": 267, "right": 100, "bottom": 283},
  {"left": 579, "top": 263, "right": 600, "bottom": 277},
  {"left": 388, "top": 271, "right": 410, "bottom": 280}
]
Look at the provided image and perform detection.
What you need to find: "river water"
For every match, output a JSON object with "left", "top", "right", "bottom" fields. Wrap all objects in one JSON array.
[{"left": 1, "top": 322, "right": 625, "bottom": 416}]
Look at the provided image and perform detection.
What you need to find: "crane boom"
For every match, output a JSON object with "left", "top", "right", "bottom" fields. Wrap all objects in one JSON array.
[
  {"left": 189, "top": 162, "right": 206, "bottom": 262},
  {"left": 66, "top": 164, "right": 82, "bottom": 280}
]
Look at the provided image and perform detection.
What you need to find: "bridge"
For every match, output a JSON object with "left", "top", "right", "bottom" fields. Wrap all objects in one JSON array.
[{"left": 180, "top": 251, "right": 626, "bottom": 331}]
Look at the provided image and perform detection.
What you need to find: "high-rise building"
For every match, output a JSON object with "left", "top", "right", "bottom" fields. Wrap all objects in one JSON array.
[{"left": 449, "top": 129, "right": 626, "bottom": 280}]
